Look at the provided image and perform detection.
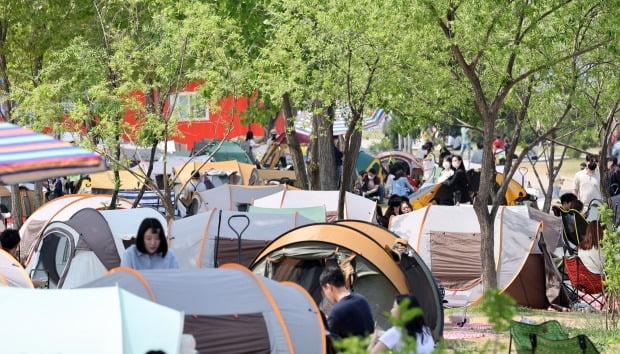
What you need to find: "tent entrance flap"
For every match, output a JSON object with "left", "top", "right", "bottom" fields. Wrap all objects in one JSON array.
[
  {"left": 430, "top": 231, "right": 482, "bottom": 290},
  {"left": 183, "top": 313, "right": 270, "bottom": 354},
  {"left": 30, "top": 230, "right": 75, "bottom": 289}
]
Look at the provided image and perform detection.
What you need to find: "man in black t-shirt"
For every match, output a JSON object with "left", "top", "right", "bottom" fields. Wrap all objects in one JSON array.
[{"left": 320, "top": 266, "right": 374, "bottom": 338}]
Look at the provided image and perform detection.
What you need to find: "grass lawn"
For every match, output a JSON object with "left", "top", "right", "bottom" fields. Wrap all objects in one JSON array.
[{"left": 441, "top": 305, "right": 620, "bottom": 353}]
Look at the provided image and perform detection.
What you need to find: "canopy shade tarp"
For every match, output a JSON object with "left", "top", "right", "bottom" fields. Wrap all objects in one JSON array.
[
  {"left": 295, "top": 107, "right": 388, "bottom": 136},
  {"left": 0, "top": 286, "right": 184, "bottom": 354},
  {"left": 0, "top": 123, "right": 106, "bottom": 184}
]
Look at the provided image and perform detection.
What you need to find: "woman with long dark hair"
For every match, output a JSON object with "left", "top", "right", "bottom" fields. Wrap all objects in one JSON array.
[
  {"left": 577, "top": 221, "right": 605, "bottom": 275},
  {"left": 121, "top": 218, "right": 178, "bottom": 270},
  {"left": 368, "top": 294, "right": 434, "bottom": 353}
]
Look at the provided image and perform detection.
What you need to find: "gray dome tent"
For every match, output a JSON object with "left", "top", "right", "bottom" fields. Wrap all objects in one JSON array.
[
  {"left": 83, "top": 265, "right": 326, "bottom": 354},
  {"left": 250, "top": 221, "right": 444, "bottom": 340}
]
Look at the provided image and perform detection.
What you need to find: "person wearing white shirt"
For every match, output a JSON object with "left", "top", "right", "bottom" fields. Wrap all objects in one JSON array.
[
  {"left": 368, "top": 294, "right": 434, "bottom": 354},
  {"left": 573, "top": 156, "right": 602, "bottom": 212}
]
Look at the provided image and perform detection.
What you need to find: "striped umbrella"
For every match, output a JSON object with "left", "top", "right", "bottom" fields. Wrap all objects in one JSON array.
[
  {"left": 295, "top": 107, "right": 388, "bottom": 136},
  {"left": 0, "top": 122, "right": 106, "bottom": 184}
]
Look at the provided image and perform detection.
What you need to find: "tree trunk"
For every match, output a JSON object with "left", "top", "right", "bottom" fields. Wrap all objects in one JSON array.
[
  {"left": 473, "top": 113, "right": 499, "bottom": 290},
  {"left": 132, "top": 89, "right": 158, "bottom": 209},
  {"left": 33, "top": 181, "right": 45, "bottom": 210},
  {"left": 318, "top": 103, "right": 336, "bottom": 190},
  {"left": 282, "top": 93, "right": 309, "bottom": 190},
  {"left": 338, "top": 129, "right": 362, "bottom": 219},
  {"left": 308, "top": 113, "right": 320, "bottom": 190},
  {"left": 108, "top": 127, "right": 122, "bottom": 210},
  {"left": 600, "top": 102, "right": 620, "bottom": 204},
  {"left": 9, "top": 185, "right": 22, "bottom": 229}
]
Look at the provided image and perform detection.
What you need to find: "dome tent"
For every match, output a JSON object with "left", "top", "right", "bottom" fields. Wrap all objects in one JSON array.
[
  {"left": 390, "top": 205, "right": 566, "bottom": 309},
  {"left": 250, "top": 221, "right": 444, "bottom": 340},
  {"left": 25, "top": 208, "right": 165, "bottom": 289}
]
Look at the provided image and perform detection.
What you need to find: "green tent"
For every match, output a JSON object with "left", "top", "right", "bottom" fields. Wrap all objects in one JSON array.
[
  {"left": 203, "top": 141, "right": 252, "bottom": 164},
  {"left": 357, "top": 150, "right": 384, "bottom": 182},
  {"left": 248, "top": 205, "right": 326, "bottom": 223}
]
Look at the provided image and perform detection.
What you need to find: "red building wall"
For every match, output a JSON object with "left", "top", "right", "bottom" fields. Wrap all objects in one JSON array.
[{"left": 124, "top": 82, "right": 266, "bottom": 150}]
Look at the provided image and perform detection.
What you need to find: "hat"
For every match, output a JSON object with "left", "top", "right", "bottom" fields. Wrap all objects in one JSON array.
[{"left": 270, "top": 129, "right": 277, "bottom": 135}]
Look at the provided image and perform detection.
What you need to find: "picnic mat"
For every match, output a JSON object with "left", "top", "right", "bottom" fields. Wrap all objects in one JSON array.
[{"left": 443, "top": 322, "right": 502, "bottom": 340}]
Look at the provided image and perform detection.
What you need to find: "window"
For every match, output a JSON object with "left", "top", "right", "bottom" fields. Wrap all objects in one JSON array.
[{"left": 168, "top": 92, "right": 210, "bottom": 121}]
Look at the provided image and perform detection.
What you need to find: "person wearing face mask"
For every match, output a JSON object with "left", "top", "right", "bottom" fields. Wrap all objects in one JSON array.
[
  {"left": 572, "top": 155, "right": 602, "bottom": 212},
  {"left": 434, "top": 156, "right": 456, "bottom": 205},
  {"left": 444, "top": 154, "right": 470, "bottom": 204}
]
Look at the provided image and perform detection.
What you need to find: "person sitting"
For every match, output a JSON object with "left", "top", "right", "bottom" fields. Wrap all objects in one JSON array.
[
  {"left": 361, "top": 169, "right": 384, "bottom": 203},
  {"left": 382, "top": 195, "right": 404, "bottom": 228},
  {"left": 492, "top": 136, "right": 505, "bottom": 154},
  {"left": 444, "top": 154, "right": 470, "bottom": 204},
  {"left": 121, "top": 218, "right": 179, "bottom": 270},
  {"left": 0, "top": 229, "right": 20, "bottom": 260},
  {"left": 400, "top": 199, "right": 412, "bottom": 214},
  {"left": 320, "top": 266, "right": 374, "bottom": 339},
  {"left": 434, "top": 156, "right": 456, "bottom": 205},
  {"left": 182, "top": 171, "right": 208, "bottom": 216},
  {"left": 368, "top": 294, "right": 435, "bottom": 354},
  {"left": 353, "top": 170, "right": 368, "bottom": 196},
  {"left": 577, "top": 221, "right": 605, "bottom": 275},
  {"left": 470, "top": 141, "right": 484, "bottom": 164},
  {"left": 391, "top": 169, "right": 415, "bottom": 199},
  {"left": 552, "top": 192, "right": 579, "bottom": 216}
]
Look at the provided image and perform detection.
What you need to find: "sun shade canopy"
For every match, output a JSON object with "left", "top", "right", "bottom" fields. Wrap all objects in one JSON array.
[{"left": 0, "top": 122, "right": 106, "bottom": 184}]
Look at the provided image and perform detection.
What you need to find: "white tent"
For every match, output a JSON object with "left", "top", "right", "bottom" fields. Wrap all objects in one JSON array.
[
  {"left": 252, "top": 190, "right": 376, "bottom": 222},
  {"left": 390, "top": 205, "right": 562, "bottom": 308},
  {"left": 191, "top": 184, "right": 293, "bottom": 213},
  {"left": 19, "top": 194, "right": 133, "bottom": 264},
  {"left": 170, "top": 209, "right": 315, "bottom": 268},
  {"left": 26, "top": 208, "right": 166, "bottom": 289},
  {"left": 0, "top": 286, "right": 184, "bottom": 354}
]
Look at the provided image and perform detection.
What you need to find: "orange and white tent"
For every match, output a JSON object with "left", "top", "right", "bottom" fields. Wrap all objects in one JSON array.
[{"left": 83, "top": 266, "right": 326, "bottom": 354}]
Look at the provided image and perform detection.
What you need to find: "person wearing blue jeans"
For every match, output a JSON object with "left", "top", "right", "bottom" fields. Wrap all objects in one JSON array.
[{"left": 460, "top": 126, "right": 472, "bottom": 163}]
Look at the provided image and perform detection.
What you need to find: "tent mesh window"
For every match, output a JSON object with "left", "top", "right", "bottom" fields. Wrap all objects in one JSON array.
[
  {"left": 430, "top": 231, "right": 481, "bottom": 290},
  {"left": 183, "top": 313, "right": 270, "bottom": 354}
]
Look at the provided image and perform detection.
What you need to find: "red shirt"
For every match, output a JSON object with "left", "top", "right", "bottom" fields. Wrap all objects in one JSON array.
[{"left": 493, "top": 138, "right": 505, "bottom": 152}]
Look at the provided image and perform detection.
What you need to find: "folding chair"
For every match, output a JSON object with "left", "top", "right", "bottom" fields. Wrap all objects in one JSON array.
[
  {"left": 564, "top": 256, "right": 605, "bottom": 310},
  {"left": 529, "top": 333, "right": 599, "bottom": 353},
  {"left": 559, "top": 208, "right": 589, "bottom": 255},
  {"left": 509, "top": 320, "right": 567, "bottom": 353}
]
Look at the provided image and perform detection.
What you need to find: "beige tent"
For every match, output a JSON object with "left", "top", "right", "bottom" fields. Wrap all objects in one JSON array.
[
  {"left": 0, "top": 249, "right": 33, "bottom": 288},
  {"left": 169, "top": 208, "right": 315, "bottom": 268},
  {"left": 390, "top": 205, "right": 565, "bottom": 308},
  {"left": 252, "top": 190, "right": 376, "bottom": 222},
  {"left": 83, "top": 266, "right": 326, "bottom": 354},
  {"left": 175, "top": 160, "right": 259, "bottom": 187},
  {"left": 89, "top": 170, "right": 145, "bottom": 190},
  {"left": 19, "top": 195, "right": 133, "bottom": 265}
]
